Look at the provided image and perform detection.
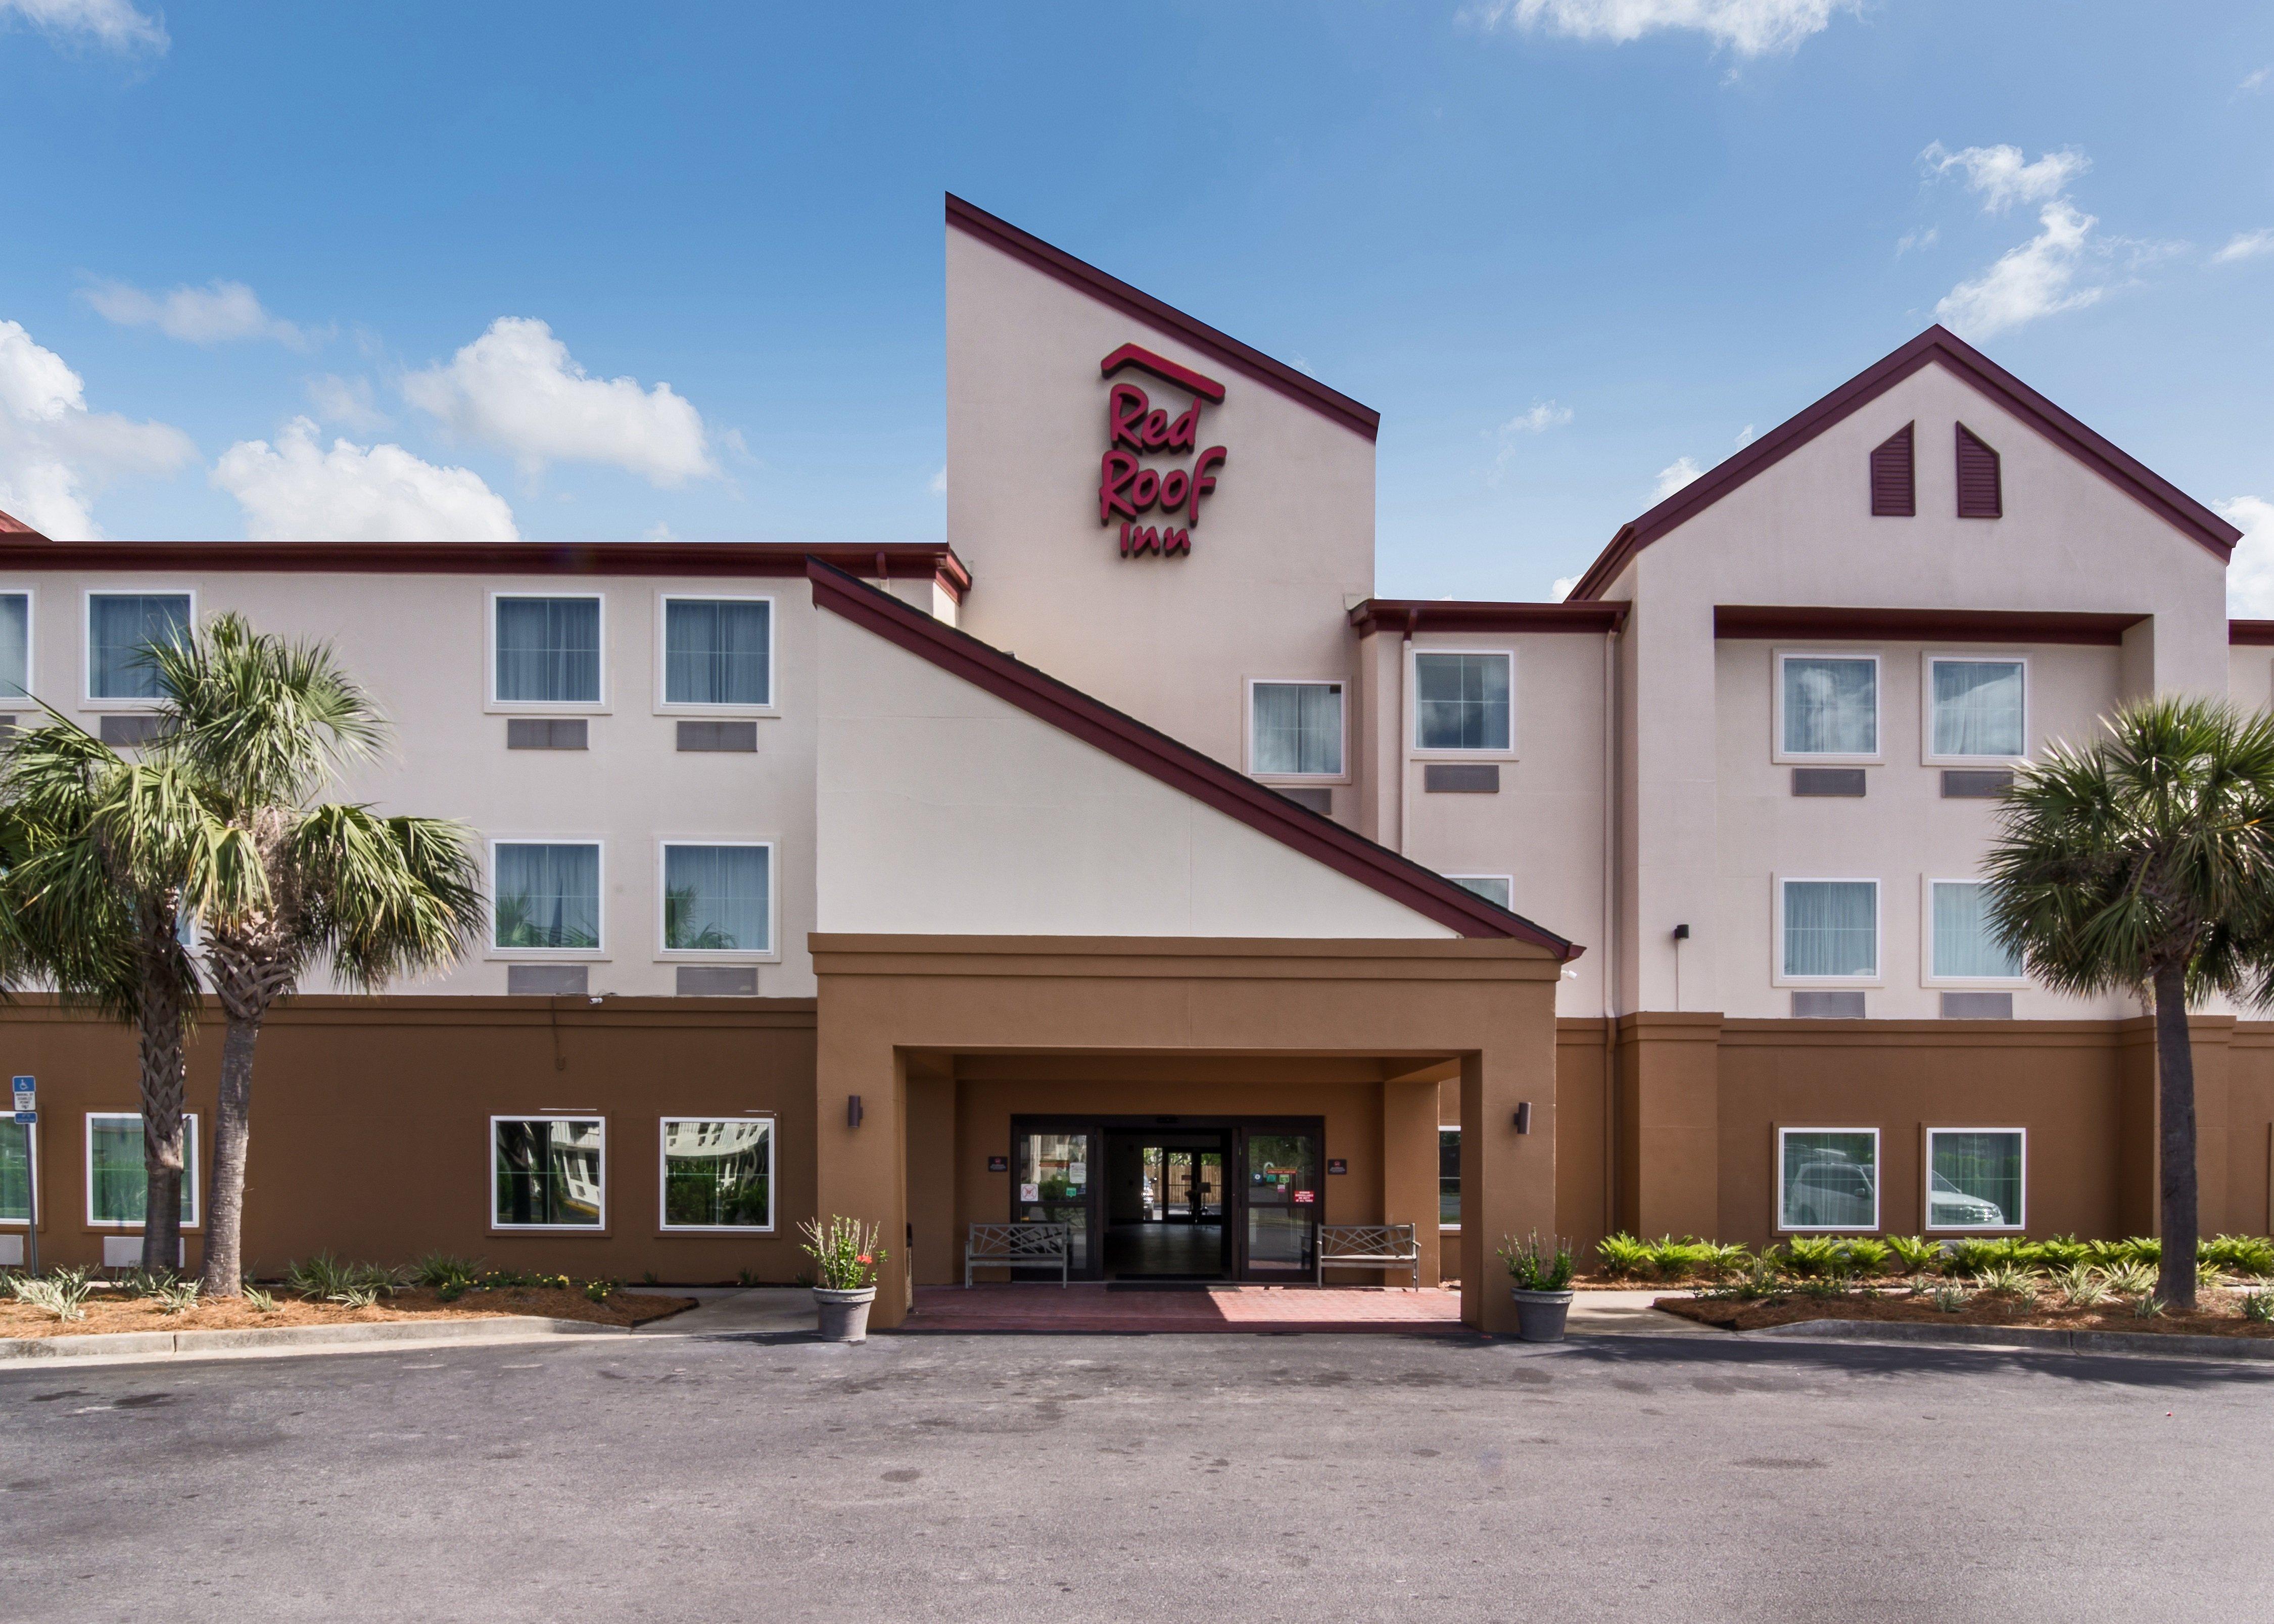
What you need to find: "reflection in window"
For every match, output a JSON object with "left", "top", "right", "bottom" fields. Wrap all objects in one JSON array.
[
  {"left": 0, "top": 593, "right": 27, "bottom": 699},
  {"left": 493, "top": 1118, "right": 604, "bottom": 1227},
  {"left": 0, "top": 1120, "right": 30, "bottom": 1223},
  {"left": 1252, "top": 681, "right": 1343, "bottom": 776},
  {"left": 1781, "top": 656, "right": 1876, "bottom": 755},
  {"left": 1931, "top": 659, "right": 2024, "bottom": 758},
  {"left": 1245, "top": 1132, "right": 1318, "bottom": 1272},
  {"left": 87, "top": 1112, "right": 199, "bottom": 1226},
  {"left": 88, "top": 593, "right": 190, "bottom": 700},
  {"left": 662, "top": 1118, "right": 773, "bottom": 1228},
  {"left": 1438, "top": 1128, "right": 1460, "bottom": 1226},
  {"left": 1783, "top": 880, "right": 1877, "bottom": 978},
  {"left": 1928, "top": 1129, "right": 2023, "bottom": 1230},
  {"left": 666, "top": 599, "right": 771, "bottom": 706},
  {"left": 1779, "top": 1128, "right": 1878, "bottom": 1231},
  {"left": 1415, "top": 654, "right": 1510, "bottom": 751},
  {"left": 1014, "top": 1130, "right": 1090, "bottom": 1270},
  {"left": 1932, "top": 881, "right": 2021, "bottom": 980},
  {"left": 663, "top": 844, "right": 771, "bottom": 953},
  {"left": 1449, "top": 876, "right": 1511, "bottom": 909},
  {"left": 494, "top": 843, "right": 601, "bottom": 950},
  {"left": 496, "top": 596, "right": 600, "bottom": 703}
]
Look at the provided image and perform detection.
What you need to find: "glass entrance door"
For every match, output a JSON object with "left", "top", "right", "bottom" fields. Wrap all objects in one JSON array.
[
  {"left": 1239, "top": 1129, "right": 1320, "bottom": 1278},
  {"left": 1012, "top": 1128, "right": 1093, "bottom": 1277}
]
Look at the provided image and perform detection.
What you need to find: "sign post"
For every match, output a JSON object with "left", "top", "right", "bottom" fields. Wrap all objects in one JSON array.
[{"left": 11, "top": 1076, "right": 35, "bottom": 1278}]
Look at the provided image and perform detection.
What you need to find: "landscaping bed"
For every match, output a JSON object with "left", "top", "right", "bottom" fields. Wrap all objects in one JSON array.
[
  {"left": 1657, "top": 1287, "right": 2274, "bottom": 1339},
  {"left": 0, "top": 1283, "right": 695, "bottom": 1340}
]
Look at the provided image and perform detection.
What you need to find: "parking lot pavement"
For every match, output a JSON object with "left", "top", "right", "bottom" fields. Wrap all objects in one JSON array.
[{"left": 5, "top": 1328, "right": 2269, "bottom": 1623}]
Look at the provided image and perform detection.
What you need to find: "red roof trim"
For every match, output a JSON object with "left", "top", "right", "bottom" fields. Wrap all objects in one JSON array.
[
  {"left": 0, "top": 507, "right": 50, "bottom": 541},
  {"left": 1715, "top": 605, "right": 2144, "bottom": 646},
  {"left": 2231, "top": 621, "right": 2274, "bottom": 647},
  {"left": 1350, "top": 598, "right": 1629, "bottom": 636},
  {"left": 1566, "top": 325, "right": 2242, "bottom": 602},
  {"left": 946, "top": 194, "right": 1381, "bottom": 444},
  {"left": 808, "top": 560, "right": 1575, "bottom": 954},
  {"left": 1100, "top": 344, "right": 1225, "bottom": 404},
  {"left": 0, "top": 539, "right": 973, "bottom": 601}
]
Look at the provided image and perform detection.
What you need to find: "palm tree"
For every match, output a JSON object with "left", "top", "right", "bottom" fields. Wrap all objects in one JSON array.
[
  {"left": 150, "top": 614, "right": 483, "bottom": 1296},
  {"left": 1982, "top": 695, "right": 2274, "bottom": 1311}
]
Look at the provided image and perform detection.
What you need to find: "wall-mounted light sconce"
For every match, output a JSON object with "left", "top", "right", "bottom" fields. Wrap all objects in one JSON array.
[
  {"left": 847, "top": 1094, "right": 864, "bottom": 1129},
  {"left": 1671, "top": 923, "right": 1690, "bottom": 941},
  {"left": 1513, "top": 1101, "right": 1532, "bottom": 1134}
]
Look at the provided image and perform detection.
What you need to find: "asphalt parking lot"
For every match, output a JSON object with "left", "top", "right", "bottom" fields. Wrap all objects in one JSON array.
[{"left": 5, "top": 1327, "right": 2270, "bottom": 1622}]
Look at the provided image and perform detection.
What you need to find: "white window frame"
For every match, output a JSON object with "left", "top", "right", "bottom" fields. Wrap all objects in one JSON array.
[
  {"left": 0, "top": 1116, "right": 38, "bottom": 1228},
  {"left": 655, "top": 839, "right": 780, "bottom": 962},
  {"left": 85, "top": 1111, "right": 200, "bottom": 1229},
  {"left": 1921, "top": 651, "right": 2030, "bottom": 766},
  {"left": 1921, "top": 877, "right": 2029, "bottom": 988},
  {"left": 489, "top": 1113, "right": 607, "bottom": 1232},
  {"left": 1923, "top": 1125, "right": 2027, "bottom": 1233},
  {"left": 83, "top": 587, "right": 195, "bottom": 710},
  {"left": 1773, "top": 876, "right": 1883, "bottom": 987},
  {"left": 487, "top": 838, "right": 607, "bottom": 960},
  {"left": 1771, "top": 648, "right": 1882, "bottom": 765},
  {"left": 1407, "top": 646, "right": 1518, "bottom": 760},
  {"left": 486, "top": 591, "right": 608, "bottom": 713},
  {"left": 657, "top": 1114, "right": 778, "bottom": 1233},
  {"left": 1243, "top": 676, "right": 1350, "bottom": 782},
  {"left": 0, "top": 586, "right": 35, "bottom": 705},
  {"left": 654, "top": 593, "right": 779, "bottom": 718},
  {"left": 1776, "top": 1125, "right": 1880, "bottom": 1234},
  {"left": 1445, "top": 874, "right": 1514, "bottom": 910}
]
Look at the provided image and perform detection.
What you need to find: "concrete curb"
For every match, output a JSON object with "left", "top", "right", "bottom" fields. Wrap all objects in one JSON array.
[
  {"left": 0, "top": 1314, "right": 630, "bottom": 1363},
  {"left": 1744, "top": 1316, "right": 2274, "bottom": 1364}
]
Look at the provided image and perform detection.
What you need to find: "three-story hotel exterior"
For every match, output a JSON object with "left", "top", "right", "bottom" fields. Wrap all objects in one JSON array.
[{"left": 0, "top": 195, "right": 2265, "bottom": 1333}]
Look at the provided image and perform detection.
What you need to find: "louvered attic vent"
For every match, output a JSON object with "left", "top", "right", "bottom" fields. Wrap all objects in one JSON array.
[
  {"left": 1869, "top": 422, "right": 1915, "bottom": 516},
  {"left": 1956, "top": 423, "right": 2003, "bottom": 518}
]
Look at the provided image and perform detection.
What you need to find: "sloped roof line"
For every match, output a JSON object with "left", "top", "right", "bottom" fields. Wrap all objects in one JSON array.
[
  {"left": 1566, "top": 325, "right": 2242, "bottom": 603},
  {"left": 0, "top": 506, "right": 52, "bottom": 540},
  {"left": 806, "top": 560, "right": 1578, "bottom": 954}
]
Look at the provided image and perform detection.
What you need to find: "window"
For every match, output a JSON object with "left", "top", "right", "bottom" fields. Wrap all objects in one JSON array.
[
  {"left": 1778, "top": 653, "right": 1877, "bottom": 758},
  {"left": 1414, "top": 652, "right": 1511, "bottom": 752},
  {"left": 86, "top": 1112, "right": 199, "bottom": 1227},
  {"left": 1448, "top": 875, "right": 1512, "bottom": 909},
  {"left": 660, "top": 1117, "right": 774, "bottom": 1230},
  {"left": 1250, "top": 680, "right": 1344, "bottom": 777},
  {"left": 1438, "top": 1128, "right": 1460, "bottom": 1226},
  {"left": 0, "top": 1119, "right": 31, "bottom": 1224},
  {"left": 1778, "top": 1127, "right": 1878, "bottom": 1231},
  {"left": 1928, "top": 657, "right": 2025, "bottom": 760},
  {"left": 1869, "top": 422, "right": 1915, "bottom": 517},
  {"left": 494, "top": 595, "right": 601, "bottom": 704},
  {"left": 493, "top": 842, "right": 601, "bottom": 951},
  {"left": 492, "top": 1117, "right": 604, "bottom": 1228},
  {"left": 0, "top": 592, "right": 28, "bottom": 699},
  {"left": 663, "top": 597, "right": 772, "bottom": 708},
  {"left": 1781, "top": 880, "right": 1878, "bottom": 980},
  {"left": 1956, "top": 423, "right": 2002, "bottom": 518},
  {"left": 87, "top": 592, "right": 190, "bottom": 701},
  {"left": 1926, "top": 1128, "right": 2025, "bottom": 1231},
  {"left": 1930, "top": 880, "right": 2023, "bottom": 982},
  {"left": 660, "top": 843, "right": 772, "bottom": 955}
]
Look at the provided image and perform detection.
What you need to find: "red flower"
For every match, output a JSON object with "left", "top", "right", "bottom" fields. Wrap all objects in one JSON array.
[{"left": 856, "top": 1254, "right": 873, "bottom": 1266}]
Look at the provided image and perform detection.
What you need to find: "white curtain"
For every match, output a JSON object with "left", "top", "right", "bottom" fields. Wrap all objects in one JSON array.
[
  {"left": 495, "top": 598, "right": 600, "bottom": 703},
  {"left": 1933, "top": 881, "right": 2020, "bottom": 979},
  {"left": 1415, "top": 654, "right": 1510, "bottom": 751},
  {"left": 1781, "top": 657, "right": 1876, "bottom": 754},
  {"left": 1253, "top": 682, "right": 1343, "bottom": 775},
  {"left": 1932, "top": 660, "right": 2024, "bottom": 757},
  {"left": 1783, "top": 880, "right": 1876, "bottom": 977},
  {"left": 664, "top": 844, "right": 771, "bottom": 951},
  {"left": 494, "top": 844, "right": 601, "bottom": 949},
  {"left": 88, "top": 593, "right": 190, "bottom": 700},
  {"left": 666, "top": 599, "right": 771, "bottom": 705}
]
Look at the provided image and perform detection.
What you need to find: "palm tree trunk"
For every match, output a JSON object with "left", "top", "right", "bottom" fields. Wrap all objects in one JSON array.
[
  {"left": 199, "top": 1014, "right": 259, "bottom": 1296},
  {"left": 2153, "top": 961, "right": 2199, "bottom": 1311},
  {"left": 136, "top": 1008, "right": 186, "bottom": 1277}
]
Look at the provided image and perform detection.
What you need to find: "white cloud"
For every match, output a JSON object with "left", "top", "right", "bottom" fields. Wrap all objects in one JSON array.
[
  {"left": 2242, "top": 66, "right": 2269, "bottom": 93},
  {"left": 305, "top": 372, "right": 390, "bottom": 432},
  {"left": 1921, "top": 142, "right": 2090, "bottom": 214},
  {"left": 1550, "top": 575, "right": 1580, "bottom": 601},
  {"left": 2224, "top": 498, "right": 2274, "bottom": 618},
  {"left": 928, "top": 464, "right": 947, "bottom": 495},
  {"left": 0, "top": 0, "right": 165, "bottom": 53},
  {"left": 2213, "top": 229, "right": 2274, "bottom": 265},
  {"left": 212, "top": 418, "right": 517, "bottom": 545},
  {"left": 0, "top": 318, "right": 195, "bottom": 538},
  {"left": 81, "top": 278, "right": 312, "bottom": 348},
  {"left": 1934, "top": 200, "right": 2105, "bottom": 338},
  {"left": 1653, "top": 456, "right": 1703, "bottom": 500},
  {"left": 1466, "top": 0, "right": 1857, "bottom": 57},
  {"left": 1487, "top": 400, "right": 1573, "bottom": 485},
  {"left": 1735, "top": 423, "right": 1757, "bottom": 447},
  {"left": 404, "top": 317, "right": 715, "bottom": 486},
  {"left": 1896, "top": 225, "right": 1938, "bottom": 256}
]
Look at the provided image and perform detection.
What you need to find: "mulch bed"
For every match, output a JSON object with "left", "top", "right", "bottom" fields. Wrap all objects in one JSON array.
[
  {"left": 1657, "top": 1288, "right": 2274, "bottom": 1339},
  {"left": 0, "top": 1284, "right": 696, "bottom": 1340}
]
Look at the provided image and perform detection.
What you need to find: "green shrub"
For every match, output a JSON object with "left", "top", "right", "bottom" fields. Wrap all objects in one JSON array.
[
  {"left": 736, "top": 1267, "right": 764, "bottom": 1288},
  {"left": 1840, "top": 1238, "right": 1891, "bottom": 1277},
  {"left": 2243, "top": 1292, "right": 2274, "bottom": 1324},
  {"left": 1645, "top": 1236, "right": 1715, "bottom": 1280},
  {"left": 1596, "top": 1233, "right": 1651, "bottom": 1279},
  {"left": 2200, "top": 1235, "right": 2274, "bottom": 1277},
  {"left": 1885, "top": 1234, "right": 1941, "bottom": 1274},
  {"left": 2101, "top": 1261, "right": 2157, "bottom": 1297},
  {"left": 329, "top": 1285, "right": 380, "bottom": 1311},
  {"left": 1794, "top": 1275, "right": 1846, "bottom": 1300},
  {"left": 286, "top": 1253, "right": 355, "bottom": 1299},
  {"left": 110, "top": 1266, "right": 175, "bottom": 1300},
  {"left": 411, "top": 1252, "right": 484, "bottom": 1291},
  {"left": 1978, "top": 1261, "right": 2037, "bottom": 1298},
  {"left": 1781, "top": 1236, "right": 1848, "bottom": 1279},
  {"left": 241, "top": 1283, "right": 279, "bottom": 1314},
  {"left": 154, "top": 1279, "right": 202, "bottom": 1315},
  {"left": 1499, "top": 1230, "right": 1576, "bottom": 1292},
  {"left": 1929, "top": 1280, "right": 1969, "bottom": 1313},
  {"left": 2087, "top": 1236, "right": 2159, "bottom": 1268},
  {"left": 1702, "top": 1242, "right": 1753, "bottom": 1279},
  {"left": 2129, "top": 1293, "right": 2164, "bottom": 1319},
  {"left": 1945, "top": 1238, "right": 2022, "bottom": 1278},
  {"left": 2033, "top": 1235, "right": 2091, "bottom": 1270},
  {"left": 584, "top": 1279, "right": 615, "bottom": 1303},
  {"left": 10, "top": 1266, "right": 93, "bottom": 1322},
  {"left": 2055, "top": 1264, "right": 2109, "bottom": 1307}
]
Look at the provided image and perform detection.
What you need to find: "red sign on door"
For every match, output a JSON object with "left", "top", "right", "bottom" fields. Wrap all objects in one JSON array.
[{"left": 1293, "top": 1189, "right": 1316, "bottom": 1204}]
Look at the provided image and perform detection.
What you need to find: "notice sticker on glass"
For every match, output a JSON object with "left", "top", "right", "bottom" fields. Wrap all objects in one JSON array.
[
  {"left": 1293, "top": 1189, "right": 1316, "bottom": 1204},
  {"left": 1068, "top": 1163, "right": 1087, "bottom": 1184},
  {"left": 1019, "top": 1183, "right": 1039, "bottom": 1203}
]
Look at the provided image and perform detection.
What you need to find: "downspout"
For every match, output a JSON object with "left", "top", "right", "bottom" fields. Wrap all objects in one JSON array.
[
  {"left": 1601, "top": 620, "right": 1620, "bottom": 1238},
  {"left": 1397, "top": 609, "right": 1416, "bottom": 854}
]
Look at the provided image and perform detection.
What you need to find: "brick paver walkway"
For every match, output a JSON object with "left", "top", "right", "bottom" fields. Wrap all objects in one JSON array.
[{"left": 903, "top": 1283, "right": 1467, "bottom": 1334}]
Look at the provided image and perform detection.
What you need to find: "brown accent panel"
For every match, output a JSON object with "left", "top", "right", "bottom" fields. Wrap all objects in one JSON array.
[
  {"left": 1716, "top": 605, "right": 2142, "bottom": 646},
  {"left": 1348, "top": 599, "right": 1630, "bottom": 637},
  {"left": 1553, "top": 1019, "right": 1611, "bottom": 1263},
  {"left": 1956, "top": 422, "right": 2004, "bottom": 518},
  {"left": 1870, "top": 421, "right": 1916, "bottom": 517},
  {"left": 1614, "top": 1013, "right": 1724, "bottom": 1239},
  {"left": 2230, "top": 621, "right": 2274, "bottom": 646}
]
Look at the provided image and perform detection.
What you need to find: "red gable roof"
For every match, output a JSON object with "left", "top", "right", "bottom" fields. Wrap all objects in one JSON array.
[
  {"left": 0, "top": 507, "right": 52, "bottom": 541},
  {"left": 1566, "top": 325, "right": 2242, "bottom": 602},
  {"left": 808, "top": 559, "right": 1576, "bottom": 953}
]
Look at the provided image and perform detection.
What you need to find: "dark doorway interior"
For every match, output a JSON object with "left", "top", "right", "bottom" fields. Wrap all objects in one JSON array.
[{"left": 1102, "top": 1129, "right": 1229, "bottom": 1279}]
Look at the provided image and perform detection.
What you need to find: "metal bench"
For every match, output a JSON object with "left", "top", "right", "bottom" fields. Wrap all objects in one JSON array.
[
  {"left": 1316, "top": 1223, "right": 1420, "bottom": 1286},
  {"left": 964, "top": 1222, "right": 1072, "bottom": 1286}
]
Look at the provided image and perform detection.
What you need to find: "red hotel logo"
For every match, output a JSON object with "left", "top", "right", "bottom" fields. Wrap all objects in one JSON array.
[{"left": 1097, "top": 344, "right": 1227, "bottom": 558}]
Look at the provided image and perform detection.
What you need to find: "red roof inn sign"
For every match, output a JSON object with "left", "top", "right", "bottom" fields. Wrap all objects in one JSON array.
[{"left": 1097, "top": 344, "right": 1227, "bottom": 558}]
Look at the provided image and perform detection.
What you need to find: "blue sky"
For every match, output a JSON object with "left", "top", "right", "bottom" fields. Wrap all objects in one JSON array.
[{"left": 4, "top": 0, "right": 2272, "bottom": 605}]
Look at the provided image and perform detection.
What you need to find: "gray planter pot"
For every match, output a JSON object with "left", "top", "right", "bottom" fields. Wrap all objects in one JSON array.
[
  {"left": 1509, "top": 1287, "right": 1575, "bottom": 1343},
  {"left": 814, "top": 1284, "right": 878, "bottom": 1343}
]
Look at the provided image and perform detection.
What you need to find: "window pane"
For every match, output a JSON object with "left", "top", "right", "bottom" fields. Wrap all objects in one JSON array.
[
  {"left": 0, "top": 594, "right": 27, "bottom": 699},
  {"left": 1252, "top": 681, "right": 1343, "bottom": 775},
  {"left": 663, "top": 845, "right": 770, "bottom": 952},
  {"left": 1932, "top": 660, "right": 2024, "bottom": 757},
  {"left": 662, "top": 1119, "right": 772, "bottom": 1228},
  {"left": 1438, "top": 1128, "right": 1460, "bottom": 1226},
  {"left": 496, "top": 597, "right": 600, "bottom": 703},
  {"left": 1244, "top": 1132, "right": 1318, "bottom": 1272},
  {"left": 1933, "top": 881, "right": 2021, "bottom": 979},
  {"left": 1781, "top": 1130, "right": 1877, "bottom": 1229},
  {"left": 89, "top": 593, "right": 190, "bottom": 700},
  {"left": 0, "top": 1121, "right": 28, "bottom": 1223},
  {"left": 1414, "top": 654, "right": 1510, "bottom": 751},
  {"left": 1015, "top": 1130, "right": 1091, "bottom": 1271},
  {"left": 88, "top": 1113, "right": 197, "bottom": 1226},
  {"left": 1930, "top": 1130, "right": 2022, "bottom": 1228},
  {"left": 1781, "top": 657, "right": 1876, "bottom": 755},
  {"left": 1783, "top": 881, "right": 1876, "bottom": 977},
  {"left": 493, "top": 1118, "right": 604, "bottom": 1226},
  {"left": 494, "top": 844, "right": 600, "bottom": 949},
  {"left": 1450, "top": 876, "right": 1511, "bottom": 909},
  {"left": 665, "top": 599, "right": 771, "bottom": 706}
]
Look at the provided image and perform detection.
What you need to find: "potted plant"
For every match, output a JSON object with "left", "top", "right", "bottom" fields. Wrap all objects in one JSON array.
[
  {"left": 1499, "top": 1230, "right": 1576, "bottom": 1342},
  {"left": 801, "top": 1215, "right": 889, "bottom": 1343}
]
